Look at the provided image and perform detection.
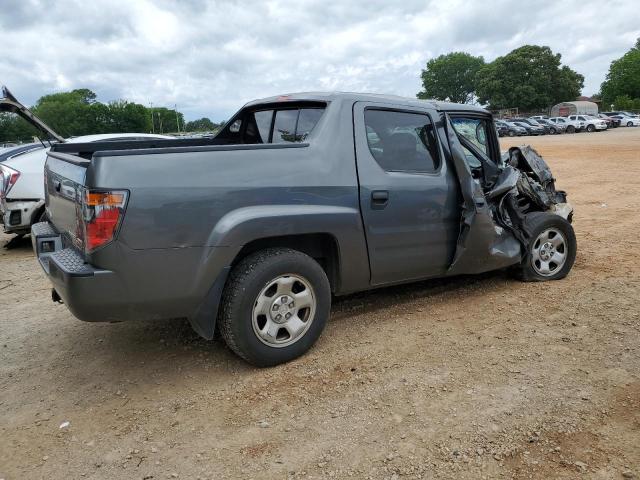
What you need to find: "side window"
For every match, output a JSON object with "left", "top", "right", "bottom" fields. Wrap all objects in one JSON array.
[
  {"left": 364, "top": 109, "right": 439, "bottom": 173},
  {"left": 272, "top": 109, "right": 299, "bottom": 143},
  {"left": 244, "top": 110, "right": 273, "bottom": 143},
  {"left": 451, "top": 118, "right": 490, "bottom": 156},
  {"left": 254, "top": 110, "right": 273, "bottom": 142},
  {"left": 451, "top": 117, "right": 496, "bottom": 169}
]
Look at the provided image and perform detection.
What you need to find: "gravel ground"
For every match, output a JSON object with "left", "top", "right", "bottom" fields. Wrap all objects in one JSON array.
[{"left": 1, "top": 127, "right": 639, "bottom": 480}]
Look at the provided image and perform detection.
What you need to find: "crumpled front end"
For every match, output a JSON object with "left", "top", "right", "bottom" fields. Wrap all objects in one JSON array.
[
  {"left": 488, "top": 144, "right": 573, "bottom": 253},
  {"left": 445, "top": 112, "right": 573, "bottom": 276},
  {"left": 504, "top": 145, "right": 573, "bottom": 221}
]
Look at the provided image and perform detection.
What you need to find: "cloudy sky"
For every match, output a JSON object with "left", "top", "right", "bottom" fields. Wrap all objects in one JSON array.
[{"left": 1, "top": 0, "right": 638, "bottom": 121}]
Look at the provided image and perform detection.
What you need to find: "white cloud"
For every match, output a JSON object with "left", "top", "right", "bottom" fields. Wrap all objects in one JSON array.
[{"left": 0, "top": 0, "right": 638, "bottom": 121}]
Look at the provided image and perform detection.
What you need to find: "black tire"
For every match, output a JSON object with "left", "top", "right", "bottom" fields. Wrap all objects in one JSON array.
[
  {"left": 508, "top": 130, "right": 515, "bottom": 137},
  {"left": 219, "top": 248, "right": 331, "bottom": 367},
  {"left": 567, "top": 125, "right": 575, "bottom": 133},
  {"left": 36, "top": 208, "right": 47, "bottom": 224},
  {"left": 515, "top": 212, "right": 576, "bottom": 282},
  {"left": 628, "top": 121, "right": 634, "bottom": 127},
  {"left": 550, "top": 127, "right": 557, "bottom": 134},
  {"left": 586, "top": 124, "right": 595, "bottom": 132}
]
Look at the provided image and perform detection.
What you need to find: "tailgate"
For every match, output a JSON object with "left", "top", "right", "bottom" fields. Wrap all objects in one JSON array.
[{"left": 45, "top": 152, "right": 88, "bottom": 248}]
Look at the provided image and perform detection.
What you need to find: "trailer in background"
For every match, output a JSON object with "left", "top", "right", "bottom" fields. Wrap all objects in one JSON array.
[{"left": 550, "top": 101, "right": 598, "bottom": 117}]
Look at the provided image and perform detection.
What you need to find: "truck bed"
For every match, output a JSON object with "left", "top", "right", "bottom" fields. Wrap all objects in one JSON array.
[{"left": 51, "top": 137, "right": 226, "bottom": 160}]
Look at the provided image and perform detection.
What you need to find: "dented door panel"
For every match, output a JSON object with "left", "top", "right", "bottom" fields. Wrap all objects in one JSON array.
[{"left": 441, "top": 114, "right": 522, "bottom": 275}]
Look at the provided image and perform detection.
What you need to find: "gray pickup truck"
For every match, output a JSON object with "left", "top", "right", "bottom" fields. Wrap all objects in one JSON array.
[{"left": 32, "top": 92, "right": 576, "bottom": 366}]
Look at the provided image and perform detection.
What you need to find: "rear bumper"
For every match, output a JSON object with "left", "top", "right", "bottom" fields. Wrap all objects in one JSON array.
[
  {"left": 31, "top": 221, "right": 232, "bottom": 331},
  {"left": 31, "top": 221, "right": 128, "bottom": 322}
]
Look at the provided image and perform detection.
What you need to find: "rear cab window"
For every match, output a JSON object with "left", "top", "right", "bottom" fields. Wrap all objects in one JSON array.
[{"left": 215, "top": 102, "right": 326, "bottom": 145}]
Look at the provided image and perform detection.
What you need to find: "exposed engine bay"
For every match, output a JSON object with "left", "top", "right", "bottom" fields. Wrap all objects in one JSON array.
[{"left": 495, "top": 145, "right": 573, "bottom": 246}]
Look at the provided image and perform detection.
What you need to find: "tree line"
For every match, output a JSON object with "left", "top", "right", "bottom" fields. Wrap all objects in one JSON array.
[
  {"left": 417, "top": 40, "right": 640, "bottom": 113},
  {"left": 0, "top": 89, "right": 224, "bottom": 143}
]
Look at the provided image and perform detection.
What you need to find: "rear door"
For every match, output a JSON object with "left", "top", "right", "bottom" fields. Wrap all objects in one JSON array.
[{"left": 354, "top": 102, "right": 459, "bottom": 285}]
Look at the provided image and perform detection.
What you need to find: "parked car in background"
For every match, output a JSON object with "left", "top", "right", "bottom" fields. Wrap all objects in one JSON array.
[
  {"left": 597, "top": 113, "right": 620, "bottom": 128},
  {"left": 602, "top": 111, "right": 639, "bottom": 119},
  {"left": 32, "top": 92, "right": 576, "bottom": 366},
  {"left": 512, "top": 121, "right": 545, "bottom": 136},
  {"left": 548, "top": 116, "right": 584, "bottom": 133},
  {"left": 530, "top": 115, "right": 550, "bottom": 121},
  {"left": 0, "top": 87, "right": 172, "bottom": 237},
  {"left": 535, "top": 118, "right": 565, "bottom": 134},
  {"left": 610, "top": 114, "right": 640, "bottom": 127},
  {"left": 495, "top": 120, "right": 525, "bottom": 137},
  {"left": 0, "top": 142, "right": 46, "bottom": 161},
  {"left": 567, "top": 115, "right": 607, "bottom": 132},
  {"left": 514, "top": 118, "right": 549, "bottom": 134}
]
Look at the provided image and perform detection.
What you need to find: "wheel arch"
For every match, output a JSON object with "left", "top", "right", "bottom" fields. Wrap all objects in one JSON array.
[{"left": 231, "top": 233, "right": 341, "bottom": 293}]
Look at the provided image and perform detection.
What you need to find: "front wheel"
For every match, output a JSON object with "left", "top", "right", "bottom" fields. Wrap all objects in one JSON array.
[
  {"left": 628, "top": 121, "right": 634, "bottom": 127},
  {"left": 219, "top": 248, "right": 331, "bottom": 366},
  {"left": 508, "top": 130, "right": 516, "bottom": 137},
  {"left": 587, "top": 124, "right": 595, "bottom": 132},
  {"left": 516, "top": 213, "right": 576, "bottom": 282},
  {"left": 567, "top": 125, "right": 575, "bottom": 133}
]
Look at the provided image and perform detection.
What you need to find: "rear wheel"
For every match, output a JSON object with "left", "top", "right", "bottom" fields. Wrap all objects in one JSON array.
[
  {"left": 549, "top": 127, "right": 557, "bottom": 134},
  {"left": 516, "top": 213, "right": 576, "bottom": 282},
  {"left": 508, "top": 130, "right": 516, "bottom": 137},
  {"left": 219, "top": 248, "right": 331, "bottom": 366}
]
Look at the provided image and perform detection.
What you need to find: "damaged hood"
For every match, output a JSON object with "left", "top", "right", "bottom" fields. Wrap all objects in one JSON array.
[{"left": 0, "top": 86, "right": 65, "bottom": 143}]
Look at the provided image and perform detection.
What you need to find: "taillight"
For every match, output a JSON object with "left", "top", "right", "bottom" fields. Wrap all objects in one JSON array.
[
  {"left": 0, "top": 164, "right": 20, "bottom": 199},
  {"left": 80, "top": 189, "right": 128, "bottom": 253}
]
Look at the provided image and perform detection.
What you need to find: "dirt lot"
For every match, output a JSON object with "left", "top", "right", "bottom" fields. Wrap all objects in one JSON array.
[{"left": 1, "top": 127, "right": 639, "bottom": 480}]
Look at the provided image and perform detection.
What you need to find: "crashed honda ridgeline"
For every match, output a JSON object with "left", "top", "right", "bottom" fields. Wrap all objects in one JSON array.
[{"left": 32, "top": 92, "right": 576, "bottom": 366}]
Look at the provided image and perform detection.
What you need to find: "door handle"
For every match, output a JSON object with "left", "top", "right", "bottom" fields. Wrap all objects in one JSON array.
[
  {"left": 371, "top": 190, "right": 389, "bottom": 208},
  {"left": 54, "top": 181, "right": 61, "bottom": 192}
]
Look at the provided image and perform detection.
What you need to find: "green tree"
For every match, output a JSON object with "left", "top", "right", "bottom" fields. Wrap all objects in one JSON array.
[
  {"left": 417, "top": 52, "right": 485, "bottom": 104},
  {"left": 185, "top": 117, "right": 223, "bottom": 132},
  {"left": 31, "top": 89, "right": 101, "bottom": 137},
  {"left": 0, "top": 113, "right": 41, "bottom": 143},
  {"left": 475, "top": 45, "right": 584, "bottom": 110},
  {"left": 612, "top": 95, "right": 640, "bottom": 111},
  {"left": 600, "top": 38, "right": 640, "bottom": 107},
  {"left": 104, "top": 100, "right": 151, "bottom": 133},
  {"left": 150, "top": 107, "right": 184, "bottom": 133},
  {"left": 1, "top": 88, "right": 187, "bottom": 141}
]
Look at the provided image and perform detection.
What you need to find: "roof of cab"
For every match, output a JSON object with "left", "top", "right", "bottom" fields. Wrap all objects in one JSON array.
[{"left": 244, "top": 91, "right": 489, "bottom": 114}]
